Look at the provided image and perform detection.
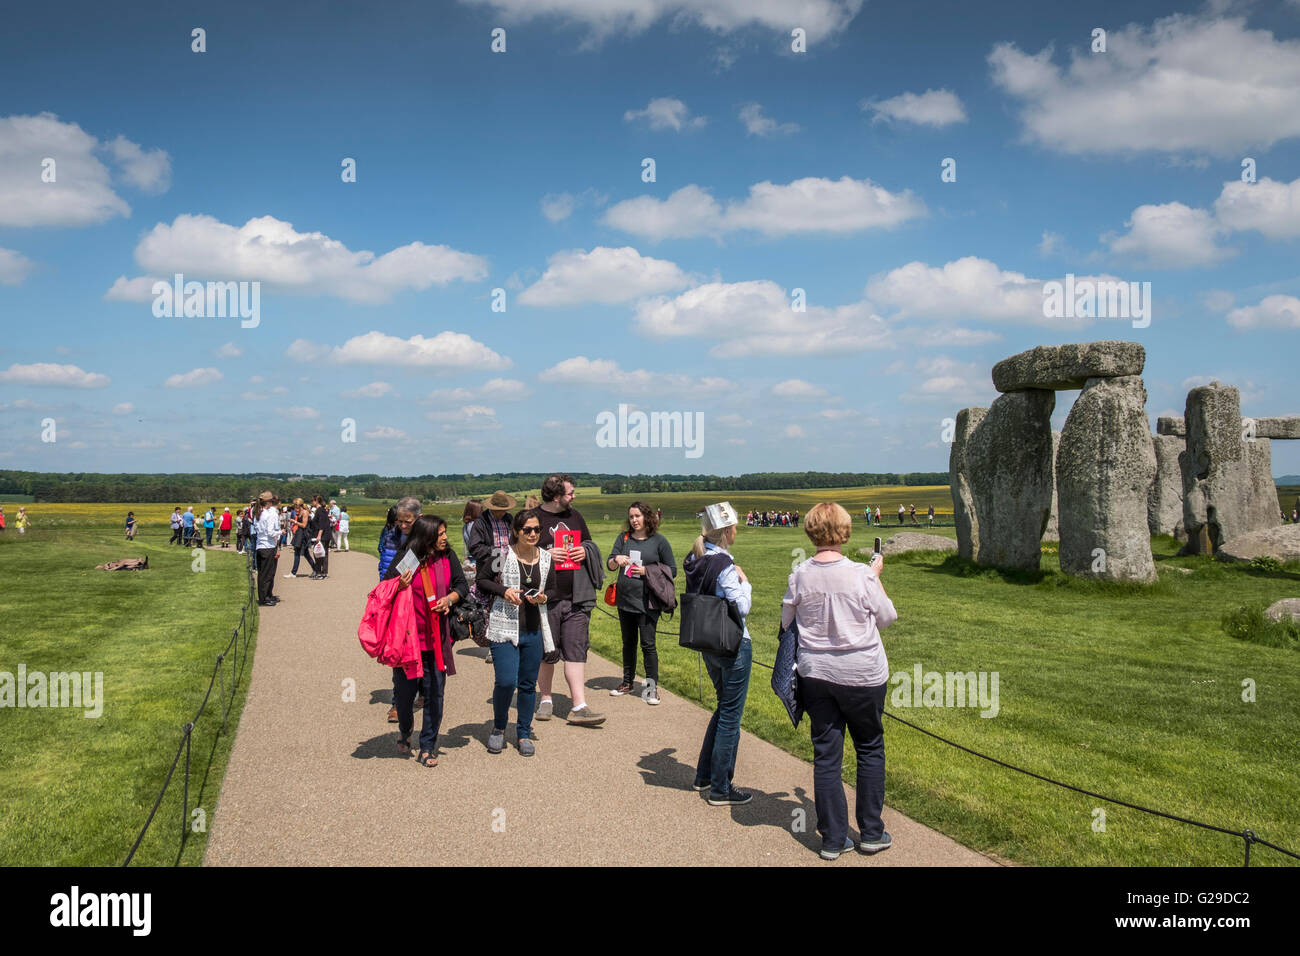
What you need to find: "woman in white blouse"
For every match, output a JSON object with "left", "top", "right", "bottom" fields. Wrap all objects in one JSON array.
[{"left": 781, "top": 501, "right": 897, "bottom": 861}]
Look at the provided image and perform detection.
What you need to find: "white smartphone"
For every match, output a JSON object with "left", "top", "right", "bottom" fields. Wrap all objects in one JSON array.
[{"left": 523, "top": 588, "right": 541, "bottom": 599}]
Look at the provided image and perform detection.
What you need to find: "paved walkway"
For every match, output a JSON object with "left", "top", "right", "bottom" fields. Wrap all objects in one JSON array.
[{"left": 205, "top": 550, "right": 997, "bottom": 866}]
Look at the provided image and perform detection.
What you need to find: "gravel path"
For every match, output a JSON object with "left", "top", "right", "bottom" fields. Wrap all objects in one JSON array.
[{"left": 204, "top": 549, "right": 997, "bottom": 866}]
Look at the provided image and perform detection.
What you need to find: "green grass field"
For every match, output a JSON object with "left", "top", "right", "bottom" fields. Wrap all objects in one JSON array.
[
  {"left": 5, "top": 492, "right": 1299, "bottom": 866},
  {"left": 0, "top": 525, "right": 257, "bottom": 866}
]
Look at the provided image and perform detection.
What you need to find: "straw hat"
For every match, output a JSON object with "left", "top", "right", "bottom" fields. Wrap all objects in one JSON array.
[
  {"left": 258, "top": 491, "right": 274, "bottom": 502},
  {"left": 485, "top": 490, "right": 517, "bottom": 510}
]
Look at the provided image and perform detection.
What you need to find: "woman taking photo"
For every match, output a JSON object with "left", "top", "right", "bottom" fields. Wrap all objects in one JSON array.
[
  {"left": 475, "top": 510, "right": 559, "bottom": 757},
  {"left": 684, "top": 502, "right": 754, "bottom": 807},
  {"left": 781, "top": 502, "right": 897, "bottom": 861},
  {"left": 382, "top": 515, "right": 468, "bottom": 766},
  {"left": 607, "top": 501, "right": 675, "bottom": 704}
]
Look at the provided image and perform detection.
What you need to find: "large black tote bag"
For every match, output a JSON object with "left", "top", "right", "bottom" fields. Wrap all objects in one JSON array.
[{"left": 678, "top": 553, "right": 743, "bottom": 657}]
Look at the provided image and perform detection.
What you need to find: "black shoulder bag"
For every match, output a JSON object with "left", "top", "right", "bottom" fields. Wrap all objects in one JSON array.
[{"left": 678, "top": 552, "right": 744, "bottom": 657}]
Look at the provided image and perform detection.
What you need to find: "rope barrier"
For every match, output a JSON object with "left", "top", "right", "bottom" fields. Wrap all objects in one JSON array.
[
  {"left": 592, "top": 601, "right": 1297, "bottom": 866},
  {"left": 122, "top": 548, "right": 257, "bottom": 866}
]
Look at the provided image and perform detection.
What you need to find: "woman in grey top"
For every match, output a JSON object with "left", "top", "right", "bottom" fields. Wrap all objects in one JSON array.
[
  {"left": 781, "top": 501, "right": 897, "bottom": 861},
  {"left": 607, "top": 501, "right": 675, "bottom": 704}
]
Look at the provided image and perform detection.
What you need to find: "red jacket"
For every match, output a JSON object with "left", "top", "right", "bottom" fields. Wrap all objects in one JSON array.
[{"left": 357, "top": 578, "right": 423, "bottom": 679}]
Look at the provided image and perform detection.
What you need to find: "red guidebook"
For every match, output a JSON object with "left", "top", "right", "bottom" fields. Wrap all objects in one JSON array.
[{"left": 553, "top": 527, "right": 581, "bottom": 570}]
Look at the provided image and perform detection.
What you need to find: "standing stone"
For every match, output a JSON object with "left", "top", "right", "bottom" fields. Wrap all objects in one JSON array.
[
  {"left": 1058, "top": 375, "right": 1157, "bottom": 582},
  {"left": 950, "top": 406, "right": 987, "bottom": 561},
  {"left": 965, "top": 390, "right": 1055, "bottom": 570},
  {"left": 1181, "top": 383, "right": 1281, "bottom": 553},
  {"left": 1044, "top": 430, "right": 1060, "bottom": 541},
  {"left": 1148, "top": 433, "right": 1185, "bottom": 537},
  {"left": 1156, "top": 416, "right": 1185, "bottom": 437}
]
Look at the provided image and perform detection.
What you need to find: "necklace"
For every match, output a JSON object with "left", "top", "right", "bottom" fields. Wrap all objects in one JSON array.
[{"left": 521, "top": 560, "right": 535, "bottom": 587}]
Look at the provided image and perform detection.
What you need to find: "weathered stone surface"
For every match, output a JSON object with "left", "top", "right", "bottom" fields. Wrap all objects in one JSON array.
[
  {"left": 1181, "top": 383, "right": 1281, "bottom": 554},
  {"left": 1218, "top": 525, "right": 1300, "bottom": 563},
  {"left": 965, "top": 390, "right": 1055, "bottom": 570},
  {"left": 949, "top": 406, "right": 987, "bottom": 562},
  {"left": 1057, "top": 375, "right": 1157, "bottom": 582},
  {"left": 1043, "top": 430, "right": 1060, "bottom": 541},
  {"left": 1148, "top": 433, "right": 1185, "bottom": 537},
  {"left": 859, "top": 533, "right": 958, "bottom": 558},
  {"left": 1250, "top": 416, "right": 1300, "bottom": 440},
  {"left": 1157, "top": 416, "right": 1185, "bottom": 437},
  {"left": 1265, "top": 598, "right": 1300, "bottom": 622},
  {"left": 992, "top": 341, "right": 1145, "bottom": 393}
]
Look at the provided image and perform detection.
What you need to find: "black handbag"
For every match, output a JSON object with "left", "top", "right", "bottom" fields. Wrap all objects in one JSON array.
[
  {"left": 678, "top": 553, "right": 744, "bottom": 657},
  {"left": 449, "top": 594, "right": 488, "bottom": 646}
]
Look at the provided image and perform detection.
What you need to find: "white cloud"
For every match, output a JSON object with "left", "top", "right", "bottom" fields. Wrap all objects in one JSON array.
[
  {"left": 1226, "top": 295, "right": 1300, "bottom": 329},
  {"left": 0, "top": 362, "right": 109, "bottom": 388},
  {"left": 989, "top": 15, "right": 1300, "bottom": 156},
  {"left": 103, "top": 275, "right": 162, "bottom": 302},
  {"left": 603, "top": 176, "right": 924, "bottom": 241},
  {"left": 215, "top": 342, "right": 242, "bottom": 359},
  {"left": 425, "top": 405, "right": 501, "bottom": 430},
  {"left": 133, "top": 214, "right": 488, "bottom": 304},
  {"left": 897, "top": 325, "right": 1004, "bottom": 348},
  {"left": 0, "top": 248, "right": 33, "bottom": 285},
  {"left": 104, "top": 135, "right": 171, "bottom": 193},
  {"left": 240, "top": 391, "right": 270, "bottom": 401},
  {"left": 288, "top": 331, "right": 510, "bottom": 369},
  {"left": 518, "top": 246, "right": 691, "bottom": 306},
  {"left": 771, "top": 379, "right": 828, "bottom": 399},
  {"left": 111, "top": 402, "right": 135, "bottom": 415},
  {"left": 1213, "top": 176, "right": 1300, "bottom": 240},
  {"left": 738, "top": 103, "right": 800, "bottom": 136},
  {"left": 164, "top": 367, "right": 222, "bottom": 388},
  {"left": 0, "top": 113, "right": 137, "bottom": 227},
  {"left": 541, "top": 193, "right": 577, "bottom": 221},
  {"left": 818, "top": 408, "right": 859, "bottom": 420},
  {"left": 463, "top": 0, "right": 863, "bottom": 46},
  {"left": 784, "top": 425, "right": 805, "bottom": 438},
  {"left": 278, "top": 406, "right": 321, "bottom": 420},
  {"left": 1038, "top": 231, "right": 1064, "bottom": 256},
  {"left": 364, "top": 425, "right": 407, "bottom": 439},
  {"left": 862, "top": 89, "right": 967, "bottom": 127},
  {"left": 635, "top": 280, "right": 893, "bottom": 357},
  {"left": 901, "top": 356, "right": 992, "bottom": 405},
  {"left": 1102, "top": 201, "right": 1231, "bottom": 267},
  {"left": 481, "top": 378, "right": 531, "bottom": 400},
  {"left": 624, "top": 97, "right": 707, "bottom": 131},
  {"left": 538, "top": 356, "right": 732, "bottom": 396},
  {"left": 342, "top": 381, "right": 394, "bottom": 399}
]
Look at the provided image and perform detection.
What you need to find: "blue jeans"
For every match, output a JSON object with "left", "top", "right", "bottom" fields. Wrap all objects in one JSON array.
[
  {"left": 491, "top": 630, "right": 543, "bottom": 739},
  {"left": 695, "top": 638, "right": 753, "bottom": 797},
  {"left": 394, "top": 651, "right": 445, "bottom": 753}
]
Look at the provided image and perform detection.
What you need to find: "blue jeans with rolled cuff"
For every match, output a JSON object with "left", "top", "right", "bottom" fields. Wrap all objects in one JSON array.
[{"left": 695, "top": 638, "right": 753, "bottom": 798}]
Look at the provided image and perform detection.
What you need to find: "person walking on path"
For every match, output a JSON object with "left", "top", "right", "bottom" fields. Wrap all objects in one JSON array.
[
  {"left": 874, "top": 506, "right": 881, "bottom": 525},
  {"left": 285, "top": 500, "right": 307, "bottom": 577},
  {"left": 379, "top": 499, "right": 421, "bottom": 722},
  {"left": 0, "top": 507, "right": 6, "bottom": 532},
  {"left": 383, "top": 515, "right": 467, "bottom": 767},
  {"left": 782, "top": 501, "right": 897, "bottom": 860},
  {"left": 466, "top": 491, "right": 516, "bottom": 669},
  {"left": 606, "top": 501, "right": 675, "bottom": 704},
  {"left": 336, "top": 507, "right": 350, "bottom": 552},
  {"left": 125, "top": 511, "right": 137, "bottom": 540},
  {"left": 254, "top": 492, "right": 281, "bottom": 607},
  {"left": 897, "top": 504, "right": 905, "bottom": 526},
  {"left": 169, "top": 507, "right": 183, "bottom": 545},
  {"left": 684, "top": 501, "right": 754, "bottom": 806},
  {"left": 909, "top": 504, "right": 918, "bottom": 526},
  {"left": 476, "top": 510, "right": 558, "bottom": 757},
  {"left": 305, "top": 494, "right": 332, "bottom": 580},
  {"left": 219, "top": 506, "right": 233, "bottom": 547},
  {"left": 533, "top": 474, "right": 605, "bottom": 726}
]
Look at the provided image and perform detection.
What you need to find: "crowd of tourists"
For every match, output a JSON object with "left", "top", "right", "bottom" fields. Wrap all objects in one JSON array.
[
  {"left": 861, "top": 504, "right": 935, "bottom": 526},
  {"left": 357, "top": 473, "right": 898, "bottom": 861},
  {"left": 745, "top": 509, "right": 799, "bottom": 527}
]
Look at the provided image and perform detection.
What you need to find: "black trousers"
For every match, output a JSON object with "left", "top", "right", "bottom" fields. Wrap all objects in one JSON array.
[
  {"left": 305, "top": 539, "right": 329, "bottom": 576},
  {"left": 169, "top": 526, "right": 182, "bottom": 545},
  {"left": 617, "top": 608, "right": 659, "bottom": 684},
  {"left": 801, "top": 677, "right": 888, "bottom": 847},
  {"left": 257, "top": 548, "right": 278, "bottom": 603}
]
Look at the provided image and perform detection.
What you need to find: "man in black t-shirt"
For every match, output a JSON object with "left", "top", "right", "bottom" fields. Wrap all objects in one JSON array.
[{"left": 533, "top": 474, "right": 605, "bottom": 726}]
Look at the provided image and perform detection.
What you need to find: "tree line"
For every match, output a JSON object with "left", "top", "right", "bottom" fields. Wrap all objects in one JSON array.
[{"left": 0, "top": 470, "right": 949, "bottom": 503}]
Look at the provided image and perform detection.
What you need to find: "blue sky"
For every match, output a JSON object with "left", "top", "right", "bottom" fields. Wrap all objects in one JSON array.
[{"left": 1, "top": 0, "right": 1298, "bottom": 477}]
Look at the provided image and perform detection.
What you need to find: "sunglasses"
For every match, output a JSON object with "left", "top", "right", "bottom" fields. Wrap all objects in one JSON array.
[{"left": 520, "top": 526, "right": 541, "bottom": 535}]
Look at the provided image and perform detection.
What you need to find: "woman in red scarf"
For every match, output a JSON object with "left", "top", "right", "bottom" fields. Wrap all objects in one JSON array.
[{"left": 382, "top": 515, "right": 469, "bottom": 766}]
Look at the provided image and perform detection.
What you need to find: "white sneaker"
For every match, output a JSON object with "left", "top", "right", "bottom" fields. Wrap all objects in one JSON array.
[{"left": 283, "top": 572, "right": 296, "bottom": 578}]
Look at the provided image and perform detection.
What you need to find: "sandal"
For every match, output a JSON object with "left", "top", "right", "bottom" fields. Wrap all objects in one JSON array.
[
  {"left": 396, "top": 736, "right": 411, "bottom": 755},
  {"left": 417, "top": 750, "right": 438, "bottom": 767}
]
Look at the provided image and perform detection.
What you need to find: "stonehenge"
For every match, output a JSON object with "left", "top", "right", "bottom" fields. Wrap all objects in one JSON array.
[{"left": 1148, "top": 433, "right": 1185, "bottom": 537}]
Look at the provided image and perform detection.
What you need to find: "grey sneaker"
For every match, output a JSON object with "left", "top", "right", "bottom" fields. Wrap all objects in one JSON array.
[
  {"left": 487, "top": 729, "right": 505, "bottom": 754},
  {"left": 820, "top": 837, "right": 855, "bottom": 861},
  {"left": 858, "top": 832, "right": 893, "bottom": 855},
  {"left": 517, "top": 737, "right": 535, "bottom": 757},
  {"left": 535, "top": 699, "right": 553, "bottom": 720},
  {"left": 565, "top": 705, "right": 606, "bottom": 726}
]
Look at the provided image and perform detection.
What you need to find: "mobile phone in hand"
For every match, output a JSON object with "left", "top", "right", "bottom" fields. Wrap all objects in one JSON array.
[{"left": 873, "top": 537, "right": 882, "bottom": 557}]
